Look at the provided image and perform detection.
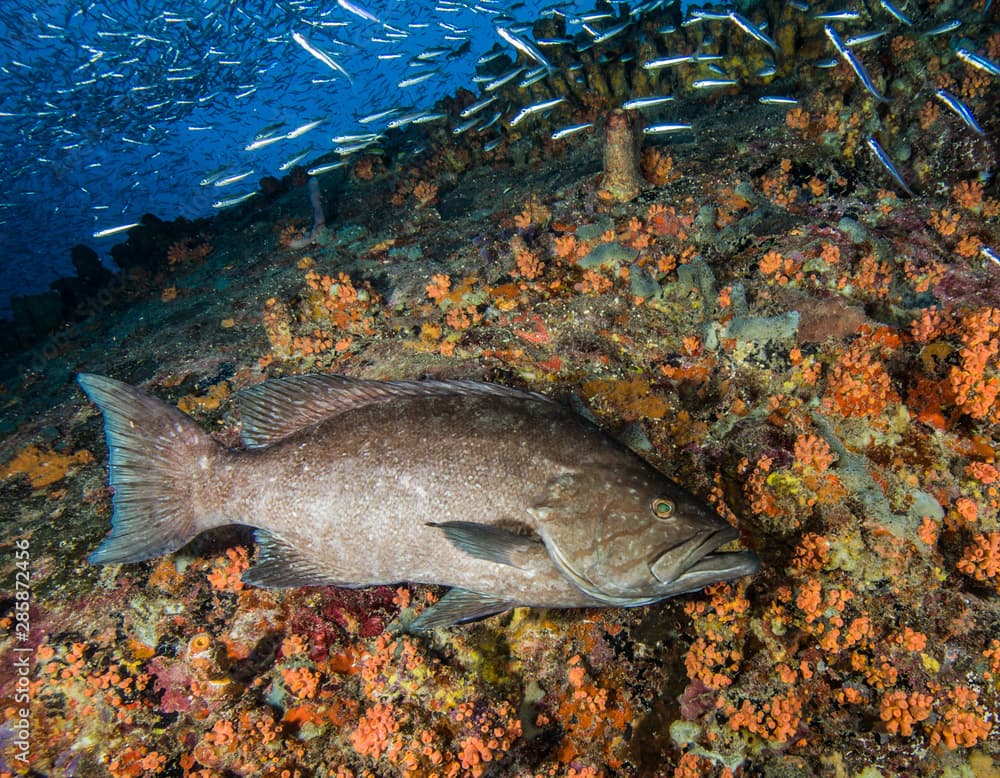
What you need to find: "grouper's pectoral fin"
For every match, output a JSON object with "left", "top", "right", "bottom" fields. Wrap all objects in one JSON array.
[
  {"left": 427, "top": 521, "right": 542, "bottom": 568},
  {"left": 408, "top": 588, "right": 516, "bottom": 631},
  {"left": 242, "top": 530, "right": 355, "bottom": 588}
]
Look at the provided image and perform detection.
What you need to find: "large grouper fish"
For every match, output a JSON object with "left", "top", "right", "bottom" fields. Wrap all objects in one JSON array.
[{"left": 77, "top": 373, "right": 759, "bottom": 629}]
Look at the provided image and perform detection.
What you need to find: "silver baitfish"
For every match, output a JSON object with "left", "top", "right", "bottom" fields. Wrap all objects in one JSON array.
[{"left": 77, "top": 374, "right": 759, "bottom": 630}]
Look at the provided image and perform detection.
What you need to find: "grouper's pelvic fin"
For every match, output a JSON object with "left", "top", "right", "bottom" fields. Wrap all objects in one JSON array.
[
  {"left": 408, "top": 588, "right": 516, "bottom": 632},
  {"left": 77, "top": 374, "right": 220, "bottom": 565}
]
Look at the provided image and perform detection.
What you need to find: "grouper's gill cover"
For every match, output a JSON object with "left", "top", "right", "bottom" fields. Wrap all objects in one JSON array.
[{"left": 77, "top": 373, "right": 759, "bottom": 629}]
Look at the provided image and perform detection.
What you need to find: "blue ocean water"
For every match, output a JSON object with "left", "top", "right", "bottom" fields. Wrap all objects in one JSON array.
[
  {"left": 2, "top": 0, "right": 995, "bottom": 326},
  {"left": 0, "top": 0, "right": 625, "bottom": 318}
]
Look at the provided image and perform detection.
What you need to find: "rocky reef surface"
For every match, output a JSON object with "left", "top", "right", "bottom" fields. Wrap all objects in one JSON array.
[{"left": 1, "top": 10, "right": 999, "bottom": 776}]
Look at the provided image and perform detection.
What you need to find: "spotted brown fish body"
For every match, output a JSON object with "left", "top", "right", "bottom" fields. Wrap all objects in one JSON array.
[{"left": 78, "top": 373, "right": 758, "bottom": 628}]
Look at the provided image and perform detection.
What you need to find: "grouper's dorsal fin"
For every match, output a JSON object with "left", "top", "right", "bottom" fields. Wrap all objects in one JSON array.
[
  {"left": 239, "top": 374, "right": 377, "bottom": 448},
  {"left": 408, "top": 588, "right": 515, "bottom": 631},
  {"left": 242, "top": 529, "right": 352, "bottom": 588},
  {"left": 428, "top": 521, "right": 543, "bottom": 568},
  {"left": 238, "top": 374, "right": 555, "bottom": 448}
]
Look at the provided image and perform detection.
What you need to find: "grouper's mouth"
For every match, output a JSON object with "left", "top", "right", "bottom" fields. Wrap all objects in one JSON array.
[
  {"left": 544, "top": 524, "right": 759, "bottom": 606},
  {"left": 653, "top": 548, "right": 761, "bottom": 598},
  {"left": 648, "top": 525, "right": 740, "bottom": 584},
  {"left": 649, "top": 524, "right": 760, "bottom": 598}
]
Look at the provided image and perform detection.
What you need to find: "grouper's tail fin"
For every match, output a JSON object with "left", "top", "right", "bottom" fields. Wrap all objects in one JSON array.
[{"left": 77, "top": 374, "right": 220, "bottom": 565}]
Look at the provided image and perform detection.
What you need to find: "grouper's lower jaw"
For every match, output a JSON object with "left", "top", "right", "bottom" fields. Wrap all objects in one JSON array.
[{"left": 655, "top": 550, "right": 761, "bottom": 598}]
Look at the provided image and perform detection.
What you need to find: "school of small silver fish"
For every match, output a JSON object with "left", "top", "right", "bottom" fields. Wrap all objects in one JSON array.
[{"left": 0, "top": 0, "right": 997, "bottom": 310}]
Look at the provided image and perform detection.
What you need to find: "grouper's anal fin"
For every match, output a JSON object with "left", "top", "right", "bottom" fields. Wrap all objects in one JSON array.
[
  {"left": 243, "top": 530, "right": 355, "bottom": 588},
  {"left": 238, "top": 374, "right": 556, "bottom": 448},
  {"left": 408, "top": 588, "right": 515, "bottom": 631}
]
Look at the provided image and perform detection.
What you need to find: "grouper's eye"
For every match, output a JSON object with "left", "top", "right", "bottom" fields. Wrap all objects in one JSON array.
[{"left": 651, "top": 497, "right": 675, "bottom": 520}]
